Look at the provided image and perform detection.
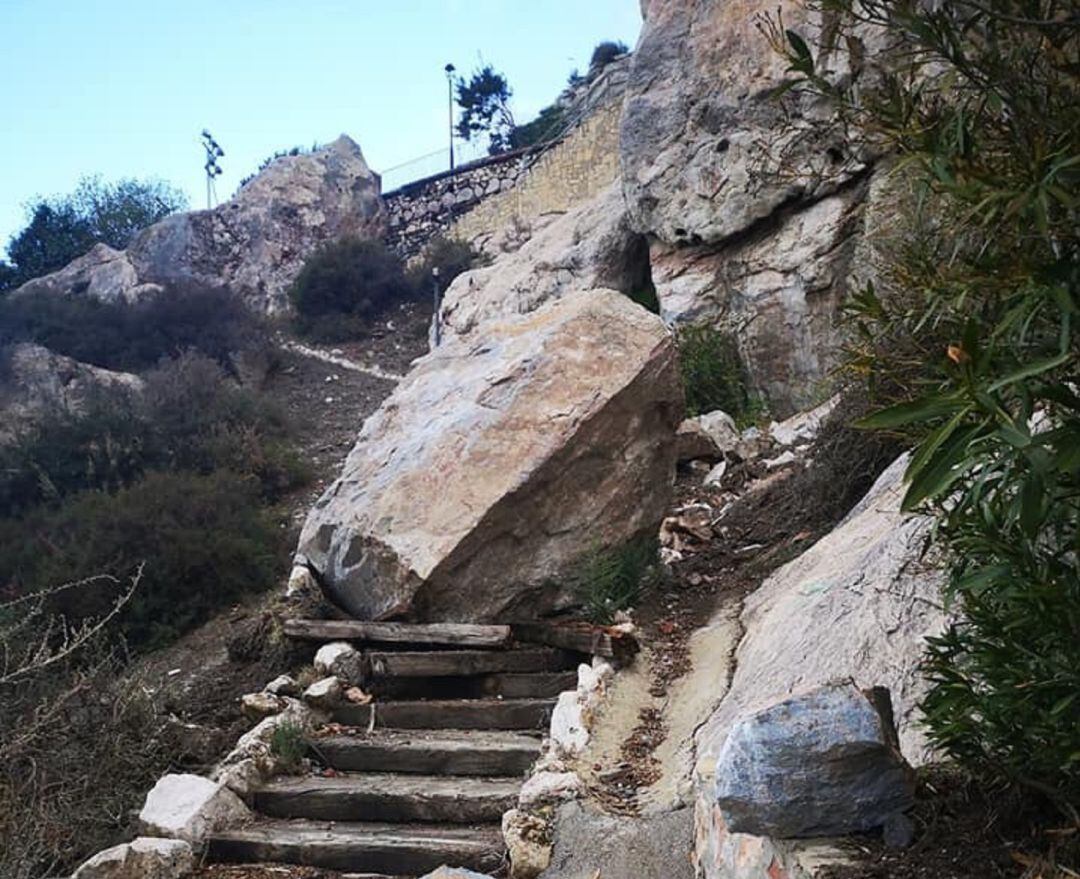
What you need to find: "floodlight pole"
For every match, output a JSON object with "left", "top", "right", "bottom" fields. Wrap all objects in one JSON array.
[
  {"left": 445, "top": 63, "right": 456, "bottom": 173},
  {"left": 201, "top": 130, "right": 225, "bottom": 210}
]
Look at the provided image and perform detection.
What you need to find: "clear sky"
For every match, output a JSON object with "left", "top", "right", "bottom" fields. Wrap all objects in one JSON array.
[{"left": 0, "top": 0, "right": 642, "bottom": 253}]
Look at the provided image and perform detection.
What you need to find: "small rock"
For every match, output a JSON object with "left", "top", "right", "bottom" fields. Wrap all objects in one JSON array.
[
  {"left": 240, "top": 692, "right": 284, "bottom": 721},
  {"left": 518, "top": 771, "right": 584, "bottom": 808},
  {"left": 703, "top": 459, "right": 727, "bottom": 487},
  {"left": 313, "top": 641, "right": 365, "bottom": 684},
  {"left": 72, "top": 837, "right": 195, "bottom": 879},
  {"left": 139, "top": 773, "right": 250, "bottom": 845},
  {"left": 303, "top": 676, "right": 344, "bottom": 710},
  {"left": 714, "top": 683, "right": 915, "bottom": 838},
  {"left": 344, "top": 685, "right": 372, "bottom": 704},
  {"left": 264, "top": 674, "right": 300, "bottom": 696},
  {"left": 502, "top": 808, "right": 552, "bottom": 879},
  {"left": 417, "top": 868, "right": 495, "bottom": 879},
  {"left": 285, "top": 564, "right": 316, "bottom": 597}
]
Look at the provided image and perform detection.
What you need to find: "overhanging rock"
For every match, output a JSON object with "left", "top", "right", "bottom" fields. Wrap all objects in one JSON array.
[{"left": 296, "top": 289, "right": 682, "bottom": 621}]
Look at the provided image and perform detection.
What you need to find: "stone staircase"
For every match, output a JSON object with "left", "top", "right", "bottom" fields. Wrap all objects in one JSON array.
[{"left": 206, "top": 622, "right": 591, "bottom": 877}]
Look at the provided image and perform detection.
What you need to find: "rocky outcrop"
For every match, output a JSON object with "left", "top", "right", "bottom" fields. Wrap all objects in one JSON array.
[
  {"left": 437, "top": 184, "right": 649, "bottom": 342},
  {"left": 618, "top": 0, "right": 894, "bottom": 415},
  {"left": 296, "top": 289, "right": 682, "bottom": 622},
  {"left": 0, "top": 342, "right": 142, "bottom": 443},
  {"left": 14, "top": 136, "right": 385, "bottom": 314},
  {"left": 691, "top": 454, "right": 948, "bottom": 877},
  {"left": 713, "top": 683, "right": 914, "bottom": 838}
]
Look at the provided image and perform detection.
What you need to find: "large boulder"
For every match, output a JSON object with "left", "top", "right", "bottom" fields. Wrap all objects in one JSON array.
[
  {"left": 713, "top": 683, "right": 914, "bottom": 838},
  {"left": 296, "top": 289, "right": 682, "bottom": 621},
  {"left": 13, "top": 135, "right": 385, "bottom": 314},
  {"left": 691, "top": 454, "right": 948, "bottom": 876},
  {"left": 437, "top": 184, "right": 648, "bottom": 342},
  {"left": 618, "top": 0, "right": 894, "bottom": 415},
  {"left": 0, "top": 342, "right": 142, "bottom": 444}
]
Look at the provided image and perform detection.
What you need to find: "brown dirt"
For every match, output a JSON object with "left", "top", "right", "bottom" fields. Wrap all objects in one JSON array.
[{"left": 818, "top": 767, "right": 1079, "bottom": 879}]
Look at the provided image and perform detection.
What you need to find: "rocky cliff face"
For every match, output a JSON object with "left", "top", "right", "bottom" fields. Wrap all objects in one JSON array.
[
  {"left": 14, "top": 135, "right": 385, "bottom": 314},
  {"left": 619, "top": 0, "right": 891, "bottom": 416}
]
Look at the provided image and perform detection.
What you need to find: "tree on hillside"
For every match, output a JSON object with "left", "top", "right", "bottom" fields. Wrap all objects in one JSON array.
[
  {"left": 455, "top": 65, "right": 516, "bottom": 155},
  {"left": 589, "top": 40, "right": 628, "bottom": 72},
  {"left": 1, "top": 176, "right": 187, "bottom": 293}
]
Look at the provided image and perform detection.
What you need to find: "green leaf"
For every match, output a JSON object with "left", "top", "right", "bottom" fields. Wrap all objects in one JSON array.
[
  {"left": 785, "top": 29, "right": 813, "bottom": 63},
  {"left": 902, "top": 424, "right": 981, "bottom": 511},
  {"left": 1019, "top": 473, "right": 1045, "bottom": 537},
  {"left": 855, "top": 393, "right": 964, "bottom": 430},
  {"left": 986, "top": 350, "right": 1072, "bottom": 392},
  {"left": 1051, "top": 693, "right": 1077, "bottom": 716}
]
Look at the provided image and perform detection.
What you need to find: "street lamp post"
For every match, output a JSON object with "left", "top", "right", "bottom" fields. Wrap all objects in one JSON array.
[{"left": 444, "top": 63, "right": 456, "bottom": 172}]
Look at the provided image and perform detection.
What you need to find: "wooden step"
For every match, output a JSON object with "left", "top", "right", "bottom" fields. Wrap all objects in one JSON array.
[
  {"left": 208, "top": 818, "right": 503, "bottom": 874},
  {"left": 310, "top": 729, "right": 541, "bottom": 777},
  {"left": 367, "top": 647, "right": 578, "bottom": 678},
  {"left": 512, "top": 620, "right": 640, "bottom": 662},
  {"left": 254, "top": 772, "right": 519, "bottom": 823},
  {"left": 285, "top": 619, "right": 512, "bottom": 648},
  {"left": 370, "top": 670, "right": 577, "bottom": 700},
  {"left": 334, "top": 698, "right": 556, "bottom": 731}
]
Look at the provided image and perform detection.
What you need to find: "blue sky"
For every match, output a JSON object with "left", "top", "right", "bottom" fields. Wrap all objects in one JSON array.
[{"left": 0, "top": 0, "right": 642, "bottom": 253}]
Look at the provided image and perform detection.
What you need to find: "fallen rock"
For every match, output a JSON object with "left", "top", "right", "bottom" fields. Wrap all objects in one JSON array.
[
  {"left": 313, "top": 641, "right": 365, "bottom": 684},
  {"left": 540, "top": 801, "right": 693, "bottom": 879},
  {"left": 303, "top": 676, "right": 343, "bottom": 710},
  {"left": 519, "top": 771, "right": 585, "bottom": 809},
  {"left": 502, "top": 809, "right": 552, "bottom": 879},
  {"left": 72, "top": 837, "right": 195, "bottom": 879},
  {"left": 714, "top": 683, "right": 914, "bottom": 837},
  {"left": 240, "top": 692, "right": 284, "bottom": 721},
  {"left": 138, "top": 773, "right": 249, "bottom": 845},
  {"left": 438, "top": 184, "right": 648, "bottom": 342},
  {"left": 213, "top": 697, "right": 318, "bottom": 796},
  {"left": 549, "top": 662, "right": 610, "bottom": 758},
  {"left": 769, "top": 394, "right": 840, "bottom": 448},
  {"left": 296, "top": 289, "right": 682, "bottom": 621},
  {"left": 418, "top": 868, "right": 495, "bottom": 879},
  {"left": 15, "top": 136, "right": 385, "bottom": 314},
  {"left": 703, "top": 460, "right": 727, "bottom": 488}
]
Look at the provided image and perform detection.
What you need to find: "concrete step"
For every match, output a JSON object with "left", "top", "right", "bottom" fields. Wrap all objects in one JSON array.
[
  {"left": 208, "top": 818, "right": 503, "bottom": 874},
  {"left": 369, "top": 669, "right": 578, "bottom": 700},
  {"left": 253, "top": 772, "right": 520, "bottom": 823},
  {"left": 310, "top": 728, "right": 542, "bottom": 777},
  {"left": 333, "top": 698, "right": 556, "bottom": 731},
  {"left": 366, "top": 647, "right": 579, "bottom": 678}
]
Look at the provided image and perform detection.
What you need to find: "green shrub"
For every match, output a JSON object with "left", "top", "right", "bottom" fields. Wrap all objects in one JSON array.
[
  {"left": 0, "top": 352, "right": 305, "bottom": 517},
  {"left": 0, "top": 470, "right": 282, "bottom": 651},
  {"left": 0, "top": 281, "right": 266, "bottom": 374},
  {"left": 407, "top": 236, "right": 480, "bottom": 294},
  {"left": 570, "top": 538, "right": 660, "bottom": 625},
  {"left": 269, "top": 720, "right": 308, "bottom": 773},
  {"left": 289, "top": 237, "right": 414, "bottom": 340},
  {"left": 589, "top": 41, "right": 629, "bottom": 72},
  {"left": 768, "top": 0, "right": 1080, "bottom": 808},
  {"left": 676, "top": 323, "right": 755, "bottom": 420}
]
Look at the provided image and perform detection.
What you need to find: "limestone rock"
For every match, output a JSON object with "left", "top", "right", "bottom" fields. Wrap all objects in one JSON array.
[
  {"left": 549, "top": 663, "right": 609, "bottom": 758},
  {"left": 72, "top": 837, "right": 194, "bottom": 879},
  {"left": 264, "top": 674, "right": 300, "bottom": 696},
  {"left": 13, "top": 136, "right": 385, "bottom": 314},
  {"left": 213, "top": 697, "right": 318, "bottom": 796},
  {"left": 303, "top": 676, "right": 343, "bottom": 710},
  {"left": 714, "top": 683, "right": 914, "bottom": 837},
  {"left": 519, "top": 771, "right": 584, "bottom": 809},
  {"left": 240, "top": 692, "right": 284, "bottom": 721},
  {"left": 0, "top": 343, "right": 143, "bottom": 444},
  {"left": 540, "top": 801, "right": 693, "bottom": 879},
  {"left": 438, "top": 184, "right": 648, "bottom": 342},
  {"left": 694, "top": 454, "right": 948, "bottom": 768},
  {"left": 313, "top": 641, "right": 365, "bottom": 684},
  {"left": 502, "top": 809, "right": 552, "bottom": 879},
  {"left": 296, "top": 290, "right": 682, "bottom": 622},
  {"left": 138, "top": 773, "right": 249, "bottom": 845},
  {"left": 769, "top": 394, "right": 840, "bottom": 448}
]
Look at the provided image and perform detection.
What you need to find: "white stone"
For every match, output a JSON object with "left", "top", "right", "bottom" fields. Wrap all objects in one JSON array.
[
  {"left": 285, "top": 564, "right": 317, "bottom": 597},
  {"left": 502, "top": 808, "right": 552, "bottom": 879},
  {"left": 240, "top": 692, "right": 284, "bottom": 721},
  {"left": 138, "top": 773, "right": 249, "bottom": 845},
  {"left": 518, "top": 771, "right": 585, "bottom": 808},
  {"left": 303, "top": 675, "right": 343, "bottom": 710},
  {"left": 313, "top": 641, "right": 365, "bottom": 684},
  {"left": 703, "top": 460, "right": 727, "bottom": 487},
  {"left": 769, "top": 394, "right": 840, "bottom": 447},
  {"left": 264, "top": 674, "right": 299, "bottom": 696},
  {"left": 72, "top": 837, "right": 195, "bottom": 879}
]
